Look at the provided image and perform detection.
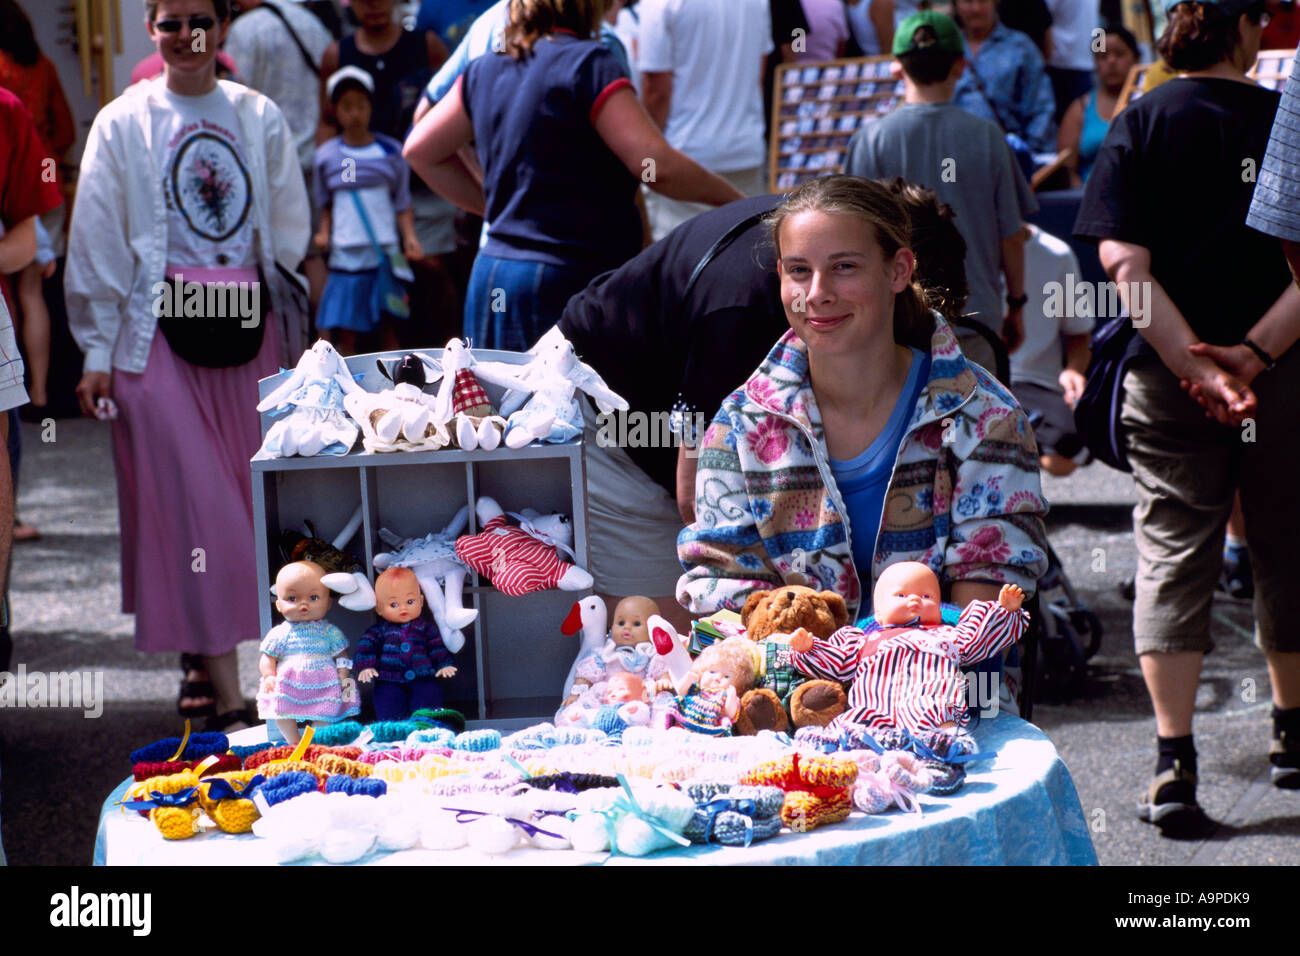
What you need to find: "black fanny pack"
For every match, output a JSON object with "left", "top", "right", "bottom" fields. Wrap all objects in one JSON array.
[{"left": 156, "top": 268, "right": 270, "bottom": 368}]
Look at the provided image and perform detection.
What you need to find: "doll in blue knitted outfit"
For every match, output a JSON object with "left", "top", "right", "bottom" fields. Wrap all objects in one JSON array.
[
  {"left": 660, "top": 636, "right": 757, "bottom": 737},
  {"left": 355, "top": 568, "right": 458, "bottom": 721}
]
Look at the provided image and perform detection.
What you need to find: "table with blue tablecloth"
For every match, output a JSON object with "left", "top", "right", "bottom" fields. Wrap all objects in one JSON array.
[{"left": 95, "top": 714, "right": 1097, "bottom": 866}]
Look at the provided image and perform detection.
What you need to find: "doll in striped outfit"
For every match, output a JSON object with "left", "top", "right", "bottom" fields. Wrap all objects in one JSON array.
[{"left": 788, "top": 562, "right": 1028, "bottom": 746}]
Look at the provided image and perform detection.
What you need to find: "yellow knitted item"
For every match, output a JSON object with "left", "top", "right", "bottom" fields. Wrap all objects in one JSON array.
[
  {"left": 129, "top": 771, "right": 201, "bottom": 840},
  {"left": 782, "top": 790, "right": 852, "bottom": 831},
  {"left": 198, "top": 770, "right": 263, "bottom": 834},
  {"left": 315, "top": 754, "right": 372, "bottom": 778},
  {"left": 151, "top": 806, "right": 202, "bottom": 840}
]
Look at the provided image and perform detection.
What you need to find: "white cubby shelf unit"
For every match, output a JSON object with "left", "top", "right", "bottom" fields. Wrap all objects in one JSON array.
[{"left": 252, "top": 348, "right": 590, "bottom": 730}]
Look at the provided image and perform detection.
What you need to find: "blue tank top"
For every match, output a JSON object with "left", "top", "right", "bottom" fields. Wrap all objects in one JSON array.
[{"left": 1078, "top": 92, "right": 1109, "bottom": 184}]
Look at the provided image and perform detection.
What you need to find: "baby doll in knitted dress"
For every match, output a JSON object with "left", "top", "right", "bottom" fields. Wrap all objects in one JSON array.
[
  {"left": 355, "top": 567, "right": 458, "bottom": 721},
  {"left": 788, "top": 562, "right": 1028, "bottom": 753},
  {"left": 660, "top": 636, "right": 758, "bottom": 737},
  {"left": 258, "top": 561, "right": 361, "bottom": 745}
]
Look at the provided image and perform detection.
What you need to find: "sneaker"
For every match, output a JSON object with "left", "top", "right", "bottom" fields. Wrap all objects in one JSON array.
[
  {"left": 1136, "top": 759, "right": 1207, "bottom": 833},
  {"left": 1218, "top": 546, "right": 1254, "bottom": 600},
  {"left": 1270, "top": 730, "right": 1300, "bottom": 789}
]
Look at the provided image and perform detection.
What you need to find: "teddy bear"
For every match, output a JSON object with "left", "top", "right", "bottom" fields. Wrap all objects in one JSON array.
[{"left": 732, "top": 585, "right": 851, "bottom": 735}]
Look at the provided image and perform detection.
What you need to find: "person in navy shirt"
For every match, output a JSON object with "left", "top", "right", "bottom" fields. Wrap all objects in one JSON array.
[{"left": 404, "top": 0, "right": 744, "bottom": 351}]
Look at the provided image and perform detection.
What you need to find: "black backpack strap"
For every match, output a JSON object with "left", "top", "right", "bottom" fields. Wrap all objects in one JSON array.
[
  {"left": 257, "top": 1, "right": 320, "bottom": 75},
  {"left": 681, "top": 209, "right": 772, "bottom": 308}
]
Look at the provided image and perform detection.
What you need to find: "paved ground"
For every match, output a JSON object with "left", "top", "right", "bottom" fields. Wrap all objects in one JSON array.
[{"left": 1, "top": 419, "right": 1296, "bottom": 866}]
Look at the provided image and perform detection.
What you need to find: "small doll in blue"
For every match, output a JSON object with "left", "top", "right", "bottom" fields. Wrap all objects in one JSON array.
[{"left": 355, "top": 567, "right": 457, "bottom": 721}]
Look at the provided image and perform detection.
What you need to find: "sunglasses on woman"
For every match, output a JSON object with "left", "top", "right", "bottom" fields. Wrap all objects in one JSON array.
[{"left": 152, "top": 15, "right": 217, "bottom": 33}]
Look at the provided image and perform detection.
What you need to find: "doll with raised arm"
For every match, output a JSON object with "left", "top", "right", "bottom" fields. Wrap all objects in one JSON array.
[
  {"left": 258, "top": 561, "right": 361, "bottom": 744},
  {"left": 660, "top": 636, "right": 758, "bottom": 737},
  {"left": 789, "top": 561, "right": 1028, "bottom": 748},
  {"left": 355, "top": 567, "right": 458, "bottom": 721}
]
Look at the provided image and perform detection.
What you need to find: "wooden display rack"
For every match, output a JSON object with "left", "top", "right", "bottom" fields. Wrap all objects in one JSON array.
[
  {"left": 251, "top": 348, "right": 589, "bottom": 730},
  {"left": 768, "top": 54, "right": 904, "bottom": 192}
]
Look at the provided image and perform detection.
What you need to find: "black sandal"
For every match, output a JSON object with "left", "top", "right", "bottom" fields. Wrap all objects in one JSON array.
[{"left": 178, "top": 653, "right": 218, "bottom": 719}]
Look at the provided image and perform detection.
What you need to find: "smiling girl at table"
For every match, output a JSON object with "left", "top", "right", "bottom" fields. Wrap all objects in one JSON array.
[{"left": 676, "top": 175, "right": 1049, "bottom": 626}]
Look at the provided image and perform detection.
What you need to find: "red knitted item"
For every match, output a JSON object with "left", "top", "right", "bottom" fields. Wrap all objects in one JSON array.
[
  {"left": 242, "top": 744, "right": 362, "bottom": 771},
  {"left": 132, "top": 753, "right": 241, "bottom": 782}
]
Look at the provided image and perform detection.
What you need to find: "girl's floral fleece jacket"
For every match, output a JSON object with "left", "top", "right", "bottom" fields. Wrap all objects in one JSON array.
[{"left": 676, "top": 314, "right": 1050, "bottom": 620}]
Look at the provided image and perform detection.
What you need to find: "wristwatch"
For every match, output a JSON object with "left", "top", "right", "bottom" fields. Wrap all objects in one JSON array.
[{"left": 1006, "top": 293, "right": 1029, "bottom": 310}]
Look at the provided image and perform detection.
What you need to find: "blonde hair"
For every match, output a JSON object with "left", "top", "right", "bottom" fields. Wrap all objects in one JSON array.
[
  {"left": 503, "top": 0, "right": 607, "bottom": 59},
  {"left": 768, "top": 175, "right": 935, "bottom": 349},
  {"left": 688, "top": 636, "right": 757, "bottom": 693}
]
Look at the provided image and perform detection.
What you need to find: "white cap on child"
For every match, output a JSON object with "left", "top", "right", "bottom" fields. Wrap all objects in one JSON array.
[{"left": 326, "top": 65, "right": 375, "bottom": 102}]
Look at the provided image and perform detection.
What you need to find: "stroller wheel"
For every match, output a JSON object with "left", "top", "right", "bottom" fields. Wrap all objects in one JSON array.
[{"left": 1070, "top": 609, "right": 1104, "bottom": 660}]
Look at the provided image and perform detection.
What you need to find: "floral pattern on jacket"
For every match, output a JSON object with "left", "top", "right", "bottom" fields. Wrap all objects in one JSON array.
[{"left": 676, "top": 314, "right": 1049, "bottom": 619}]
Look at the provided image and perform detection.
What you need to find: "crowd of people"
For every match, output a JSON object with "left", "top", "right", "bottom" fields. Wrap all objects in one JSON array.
[{"left": 1, "top": 0, "right": 1298, "bottom": 845}]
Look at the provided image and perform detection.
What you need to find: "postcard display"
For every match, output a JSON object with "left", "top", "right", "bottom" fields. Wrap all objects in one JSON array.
[
  {"left": 251, "top": 349, "right": 589, "bottom": 731},
  {"left": 770, "top": 55, "right": 905, "bottom": 192}
]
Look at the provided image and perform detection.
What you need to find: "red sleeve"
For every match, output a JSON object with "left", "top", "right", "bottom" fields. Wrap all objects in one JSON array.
[{"left": 0, "top": 90, "right": 62, "bottom": 229}]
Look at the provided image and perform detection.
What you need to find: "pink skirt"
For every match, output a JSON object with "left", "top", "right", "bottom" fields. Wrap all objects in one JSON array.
[{"left": 110, "top": 265, "right": 282, "bottom": 656}]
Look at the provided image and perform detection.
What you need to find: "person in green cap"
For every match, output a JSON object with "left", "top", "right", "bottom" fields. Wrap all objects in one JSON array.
[{"left": 844, "top": 8, "right": 1036, "bottom": 376}]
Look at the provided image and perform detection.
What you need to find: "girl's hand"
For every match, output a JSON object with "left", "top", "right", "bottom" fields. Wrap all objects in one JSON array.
[
  {"left": 1184, "top": 342, "right": 1266, "bottom": 388},
  {"left": 1059, "top": 368, "right": 1086, "bottom": 409},
  {"left": 75, "top": 372, "right": 112, "bottom": 418},
  {"left": 312, "top": 229, "right": 330, "bottom": 252},
  {"left": 402, "top": 235, "right": 424, "bottom": 263}
]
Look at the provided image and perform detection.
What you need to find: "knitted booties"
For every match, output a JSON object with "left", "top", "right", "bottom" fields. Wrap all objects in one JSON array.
[
  {"left": 739, "top": 752, "right": 858, "bottom": 831},
  {"left": 128, "top": 770, "right": 202, "bottom": 840},
  {"left": 197, "top": 770, "right": 264, "bottom": 834},
  {"left": 911, "top": 729, "right": 977, "bottom": 796},
  {"left": 682, "top": 784, "right": 786, "bottom": 846}
]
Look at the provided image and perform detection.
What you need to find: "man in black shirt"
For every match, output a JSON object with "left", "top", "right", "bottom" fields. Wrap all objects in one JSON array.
[{"left": 557, "top": 195, "right": 789, "bottom": 629}]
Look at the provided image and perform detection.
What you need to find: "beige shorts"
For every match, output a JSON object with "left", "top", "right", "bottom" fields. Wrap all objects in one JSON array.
[
  {"left": 1121, "top": 351, "right": 1300, "bottom": 655},
  {"left": 581, "top": 402, "right": 686, "bottom": 598}
]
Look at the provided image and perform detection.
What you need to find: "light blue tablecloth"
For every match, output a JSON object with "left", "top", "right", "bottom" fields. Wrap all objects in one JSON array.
[{"left": 95, "top": 714, "right": 1097, "bottom": 866}]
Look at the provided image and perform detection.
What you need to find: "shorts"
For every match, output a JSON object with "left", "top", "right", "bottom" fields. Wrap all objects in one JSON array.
[
  {"left": 1121, "top": 352, "right": 1300, "bottom": 655},
  {"left": 1011, "top": 380, "right": 1088, "bottom": 461},
  {"left": 581, "top": 401, "right": 687, "bottom": 598}
]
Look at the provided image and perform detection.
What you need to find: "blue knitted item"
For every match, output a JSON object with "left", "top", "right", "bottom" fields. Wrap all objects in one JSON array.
[
  {"left": 260, "top": 771, "right": 318, "bottom": 806},
  {"left": 452, "top": 729, "right": 501, "bottom": 752},
  {"left": 592, "top": 706, "right": 628, "bottom": 740},
  {"left": 369, "top": 720, "right": 420, "bottom": 742},
  {"left": 503, "top": 724, "right": 605, "bottom": 749},
  {"left": 407, "top": 727, "right": 456, "bottom": 747},
  {"left": 130, "top": 731, "right": 230, "bottom": 765},
  {"left": 409, "top": 708, "right": 466, "bottom": 734},
  {"left": 230, "top": 741, "right": 280, "bottom": 763},
  {"left": 312, "top": 721, "right": 363, "bottom": 746},
  {"left": 325, "top": 775, "right": 388, "bottom": 797}
]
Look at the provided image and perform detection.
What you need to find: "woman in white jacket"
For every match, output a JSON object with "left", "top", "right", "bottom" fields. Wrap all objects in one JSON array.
[{"left": 65, "top": 0, "right": 310, "bottom": 732}]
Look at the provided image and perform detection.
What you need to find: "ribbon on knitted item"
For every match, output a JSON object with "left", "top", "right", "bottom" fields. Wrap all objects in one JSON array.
[
  {"left": 165, "top": 720, "right": 193, "bottom": 762},
  {"left": 442, "top": 807, "right": 564, "bottom": 842},
  {"left": 267, "top": 727, "right": 315, "bottom": 768},
  {"left": 504, "top": 512, "right": 578, "bottom": 563},
  {"left": 612, "top": 774, "right": 691, "bottom": 851},
  {"left": 201, "top": 774, "right": 266, "bottom": 801},
  {"left": 699, "top": 797, "right": 757, "bottom": 848},
  {"left": 119, "top": 787, "right": 200, "bottom": 811}
]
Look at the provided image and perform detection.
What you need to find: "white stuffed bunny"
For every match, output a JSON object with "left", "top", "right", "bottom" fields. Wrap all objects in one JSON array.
[{"left": 256, "top": 340, "right": 364, "bottom": 457}]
